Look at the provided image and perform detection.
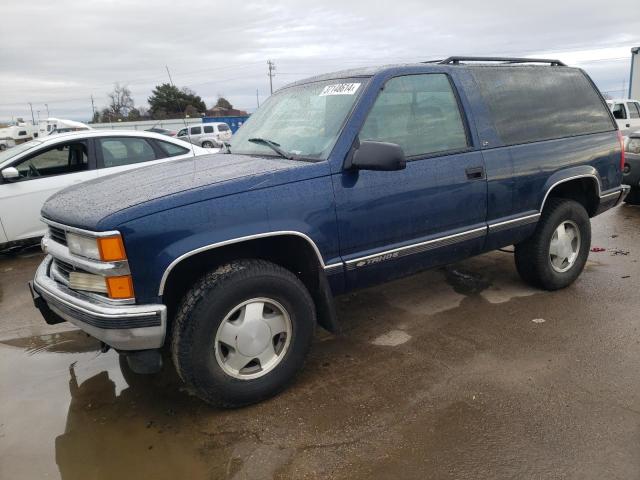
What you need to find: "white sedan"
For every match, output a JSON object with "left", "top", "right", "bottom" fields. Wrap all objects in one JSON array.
[{"left": 0, "top": 130, "right": 215, "bottom": 249}]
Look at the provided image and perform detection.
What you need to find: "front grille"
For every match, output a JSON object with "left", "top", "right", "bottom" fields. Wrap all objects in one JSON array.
[
  {"left": 48, "top": 225, "right": 67, "bottom": 246},
  {"left": 53, "top": 259, "right": 74, "bottom": 280}
]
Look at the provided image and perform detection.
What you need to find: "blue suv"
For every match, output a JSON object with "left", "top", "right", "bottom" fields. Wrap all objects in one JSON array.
[{"left": 31, "top": 57, "right": 629, "bottom": 406}]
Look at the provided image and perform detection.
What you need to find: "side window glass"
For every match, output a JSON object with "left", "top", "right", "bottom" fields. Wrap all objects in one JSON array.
[
  {"left": 203, "top": 125, "right": 214, "bottom": 133},
  {"left": 156, "top": 140, "right": 190, "bottom": 157},
  {"left": 14, "top": 142, "right": 88, "bottom": 180},
  {"left": 628, "top": 102, "right": 640, "bottom": 119},
  {"left": 177, "top": 129, "right": 187, "bottom": 137},
  {"left": 99, "top": 137, "right": 157, "bottom": 168},
  {"left": 612, "top": 103, "right": 627, "bottom": 119},
  {"left": 360, "top": 74, "right": 468, "bottom": 157},
  {"left": 190, "top": 127, "right": 202, "bottom": 135}
]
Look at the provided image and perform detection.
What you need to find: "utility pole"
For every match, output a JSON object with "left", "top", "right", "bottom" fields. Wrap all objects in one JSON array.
[
  {"left": 44, "top": 103, "right": 50, "bottom": 118},
  {"left": 28, "top": 103, "right": 35, "bottom": 125},
  {"left": 90, "top": 95, "right": 96, "bottom": 120},
  {"left": 256, "top": 89, "right": 260, "bottom": 108},
  {"left": 267, "top": 60, "right": 276, "bottom": 95}
]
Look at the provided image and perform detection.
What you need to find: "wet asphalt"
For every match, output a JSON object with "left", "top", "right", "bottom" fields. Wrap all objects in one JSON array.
[{"left": 1, "top": 204, "right": 640, "bottom": 479}]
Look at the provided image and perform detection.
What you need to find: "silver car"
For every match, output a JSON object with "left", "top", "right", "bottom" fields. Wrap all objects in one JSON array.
[{"left": 177, "top": 123, "right": 232, "bottom": 148}]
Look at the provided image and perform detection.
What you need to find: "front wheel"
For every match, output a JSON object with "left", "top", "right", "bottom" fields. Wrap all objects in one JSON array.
[
  {"left": 171, "top": 259, "right": 316, "bottom": 407},
  {"left": 515, "top": 198, "right": 591, "bottom": 290},
  {"left": 201, "top": 141, "right": 214, "bottom": 148}
]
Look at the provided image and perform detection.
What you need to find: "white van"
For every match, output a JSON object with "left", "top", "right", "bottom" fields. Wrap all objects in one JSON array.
[
  {"left": 607, "top": 99, "right": 640, "bottom": 136},
  {"left": 177, "top": 122, "right": 232, "bottom": 147}
]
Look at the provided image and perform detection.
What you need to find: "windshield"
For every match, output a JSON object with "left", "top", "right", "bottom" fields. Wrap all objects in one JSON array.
[
  {"left": 0, "top": 139, "right": 43, "bottom": 165},
  {"left": 231, "top": 78, "right": 367, "bottom": 160}
]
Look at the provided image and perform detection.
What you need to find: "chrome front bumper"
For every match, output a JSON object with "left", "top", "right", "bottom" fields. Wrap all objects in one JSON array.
[{"left": 32, "top": 256, "right": 166, "bottom": 350}]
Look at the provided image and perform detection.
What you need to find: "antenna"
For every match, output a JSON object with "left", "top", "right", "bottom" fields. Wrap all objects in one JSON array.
[{"left": 165, "top": 65, "right": 196, "bottom": 159}]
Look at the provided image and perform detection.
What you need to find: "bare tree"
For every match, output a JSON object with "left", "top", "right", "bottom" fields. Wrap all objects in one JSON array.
[{"left": 107, "top": 83, "right": 135, "bottom": 119}]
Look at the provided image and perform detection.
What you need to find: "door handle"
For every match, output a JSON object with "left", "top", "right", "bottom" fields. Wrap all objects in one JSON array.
[
  {"left": 465, "top": 166, "right": 485, "bottom": 180},
  {"left": 626, "top": 123, "right": 631, "bottom": 128}
]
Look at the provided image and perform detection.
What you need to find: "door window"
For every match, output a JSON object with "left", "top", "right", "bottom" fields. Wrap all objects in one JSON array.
[
  {"left": 611, "top": 103, "right": 627, "bottom": 119},
  {"left": 203, "top": 125, "right": 214, "bottom": 133},
  {"left": 360, "top": 74, "right": 468, "bottom": 157},
  {"left": 156, "top": 140, "right": 190, "bottom": 157},
  {"left": 13, "top": 141, "right": 88, "bottom": 180},
  {"left": 190, "top": 127, "right": 202, "bottom": 135},
  {"left": 177, "top": 128, "right": 187, "bottom": 137},
  {"left": 98, "top": 137, "right": 157, "bottom": 168},
  {"left": 627, "top": 102, "right": 640, "bottom": 119}
]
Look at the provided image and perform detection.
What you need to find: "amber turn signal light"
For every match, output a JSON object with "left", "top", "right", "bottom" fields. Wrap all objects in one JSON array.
[
  {"left": 106, "top": 275, "right": 135, "bottom": 299},
  {"left": 98, "top": 236, "right": 127, "bottom": 262}
]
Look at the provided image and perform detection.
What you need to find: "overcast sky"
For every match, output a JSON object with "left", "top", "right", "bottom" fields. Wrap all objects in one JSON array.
[{"left": 1, "top": 0, "right": 639, "bottom": 122}]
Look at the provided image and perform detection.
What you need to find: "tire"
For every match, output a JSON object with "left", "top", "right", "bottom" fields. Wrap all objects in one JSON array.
[
  {"left": 201, "top": 141, "right": 214, "bottom": 148},
  {"left": 0, "top": 144, "right": 6, "bottom": 151},
  {"left": 624, "top": 187, "right": 640, "bottom": 205},
  {"left": 515, "top": 198, "right": 591, "bottom": 290},
  {"left": 171, "top": 259, "right": 316, "bottom": 407}
]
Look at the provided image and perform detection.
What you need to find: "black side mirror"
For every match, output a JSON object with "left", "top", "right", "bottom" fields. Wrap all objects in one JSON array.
[{"left": 350, "top": 140, "right": 406, "bottom": 171}]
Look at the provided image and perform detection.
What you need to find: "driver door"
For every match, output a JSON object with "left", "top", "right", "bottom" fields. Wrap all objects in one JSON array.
[{"left": 0, "top": 140, "right": 97, "bottom": 242}]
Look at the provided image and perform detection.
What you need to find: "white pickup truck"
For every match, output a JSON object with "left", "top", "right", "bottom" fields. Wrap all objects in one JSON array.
[{"left": 607, "top": 99, "right": 640, "bottom": 136}]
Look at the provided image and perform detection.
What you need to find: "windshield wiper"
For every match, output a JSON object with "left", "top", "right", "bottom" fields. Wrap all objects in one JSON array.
[{"left": 248, "top": 137, "right": 293, "bottom": 159}]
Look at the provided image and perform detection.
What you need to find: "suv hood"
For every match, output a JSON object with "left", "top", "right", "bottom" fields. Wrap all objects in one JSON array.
[{"left": 42, "top": 153, "right": 326, "bottom": 230}]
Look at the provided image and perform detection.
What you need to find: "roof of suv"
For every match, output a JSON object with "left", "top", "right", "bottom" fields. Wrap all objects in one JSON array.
[{"left": 282, "top": 57, "right": 571, "bottom": 90}]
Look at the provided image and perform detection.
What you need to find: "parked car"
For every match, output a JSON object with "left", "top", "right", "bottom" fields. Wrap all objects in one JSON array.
[
  {"left": 623, "top": 131, "right": 640, "bottom": 204},
  {"left": 0, "top": 139, "right": 14, "bottom": 151},
  {"left": 0, "top": 130, "right": 211, "bottom": 249},
  {"left": 607, "top": 99, "right": 640, "bottom": 137},
  {"left": 145, "top": 127, "right": 176, "bottom": 137},
  {"left": 31, "top": 57, "right": 628, "bottom": 407},
  {"left": 177, "top": 122, "right": 232, "bottom": 148}
]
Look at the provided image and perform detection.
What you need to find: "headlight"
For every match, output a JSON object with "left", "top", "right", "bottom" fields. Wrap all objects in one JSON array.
[
  {"left": 66, "top": 232, "right": 101, "bottom": 260},
  {"left": 66, "top": 233, "right": 127, "bottom": 262}
]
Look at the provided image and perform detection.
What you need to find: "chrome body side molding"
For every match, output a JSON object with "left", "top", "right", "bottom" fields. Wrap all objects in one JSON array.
[
  {"left": 158, "top": 231, "right": 331, "bottom": 295},
  {"left": 488, "top": 213, "right": 540, "bottom": 233},
  {"left": 344, "top": 226, "right": 487, "bottom": 271}
]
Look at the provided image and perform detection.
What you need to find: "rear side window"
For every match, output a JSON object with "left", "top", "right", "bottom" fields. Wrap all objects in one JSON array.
[
  {"left": 99, "top": 137, "right": 157, "bottom": 168},
  {"left": 360, "top": 74, "right": 469, "bottom": 157},
  {"left": 628, "top": 102, "right": 640, "bottom": 119},
  {"left": 217, "top": 124, "right": 230, "bottom": 132},
  {"left": 471, "top": 67, "right": 615, "bottom": 145},
  {"left": 190, "top": 127, "right": 202, "bottom": 135},
  {"left": 203, "top": 125, "right": 214, "bottom": 133},
  {"left": 156, "top": 140, "right": 190, "bottom": 157}
]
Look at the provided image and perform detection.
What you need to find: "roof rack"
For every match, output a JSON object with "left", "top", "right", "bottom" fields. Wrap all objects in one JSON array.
[{"left": 436, "top": 56, "right": 566, "bottom": 66}]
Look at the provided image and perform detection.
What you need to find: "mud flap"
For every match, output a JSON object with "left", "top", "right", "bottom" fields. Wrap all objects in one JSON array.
[{"left": 312, "top": 270, "right": 340, "bottom": 334}]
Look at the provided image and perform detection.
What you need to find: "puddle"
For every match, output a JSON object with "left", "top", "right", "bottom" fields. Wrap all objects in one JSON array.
[
  {"left": 0, "top": 330, "right": 100, "bottom": 355},
  {"left": 443, "top": 267, "right": 492, "bottom": 295}
]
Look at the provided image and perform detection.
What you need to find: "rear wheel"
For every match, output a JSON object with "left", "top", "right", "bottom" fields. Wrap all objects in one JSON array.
[
  {"left": 515, "top": 198, "right": 591, "bottom": 290},
  {"left": 171, "top": 259, "right": 316, "bottom": 407},
  {"left": 624, "top": 187, "right": 640, "bottom": 205}
]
